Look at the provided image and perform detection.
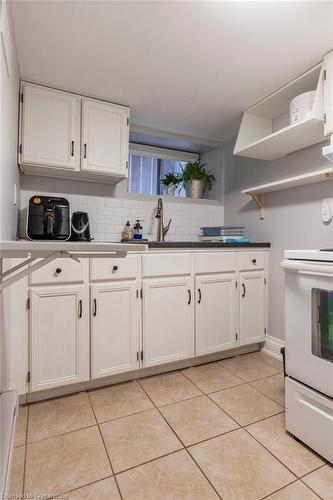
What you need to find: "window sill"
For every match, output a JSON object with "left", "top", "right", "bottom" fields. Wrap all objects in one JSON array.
[{"left": 120, "top": 192, "right": 223, "bottom": 205}]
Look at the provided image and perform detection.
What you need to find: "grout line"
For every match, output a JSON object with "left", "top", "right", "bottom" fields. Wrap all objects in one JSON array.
[
  {"left": 24, "top": 423, "right": 98, "bottom": 446},
  {"left": 22, "top": 404, "right": 29, "bottom": 494},
  {"left": 60, "top": 474, "right": 115, "bottom": 497},
  {"left": 259, "top": 479, "right": 299, "bottom": 500},
  {"left": 136, "top": 379, "right": 223, "bottom": 500},
  {"left": 87, "top": 391, "right": 124, "bottom": 500}
]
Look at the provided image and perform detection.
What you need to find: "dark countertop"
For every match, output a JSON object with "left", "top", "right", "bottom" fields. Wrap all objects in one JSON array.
[{"left": 122, "top": 240, "right": 270, "bottom": 249}]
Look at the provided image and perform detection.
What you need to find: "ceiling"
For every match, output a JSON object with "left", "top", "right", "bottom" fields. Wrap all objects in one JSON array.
[{"left": 11, "top": 1, "right": 333, "bottom": 144}]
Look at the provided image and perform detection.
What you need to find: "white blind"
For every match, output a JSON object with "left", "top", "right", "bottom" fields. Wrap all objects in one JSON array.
[{"left": 129, "top": 143, "right": 199, "bottom": 162}]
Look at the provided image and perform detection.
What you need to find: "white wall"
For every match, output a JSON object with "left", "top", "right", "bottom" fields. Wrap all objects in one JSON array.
[
  {"left": 0, "top": 0, "right": 20, "bottom": 393},
  {"left": 224, "top": 138, "right": 333, "bottom": 341}
]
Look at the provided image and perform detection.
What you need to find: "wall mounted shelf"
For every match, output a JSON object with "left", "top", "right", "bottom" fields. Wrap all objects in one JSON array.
[
  {"left": 234, "top": 64, "right": 326, "bottom": 161},
  {"left": 242, "top": 167, "right": 333, "bottom": 219}
]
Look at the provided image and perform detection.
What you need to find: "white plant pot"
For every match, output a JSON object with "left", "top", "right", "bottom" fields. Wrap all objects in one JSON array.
[
  {"left": 185, "top": 179, "right": 205, "bottom": 199},
  {"left": 167, "top": 184, "right": 177, "bottom": 197}
]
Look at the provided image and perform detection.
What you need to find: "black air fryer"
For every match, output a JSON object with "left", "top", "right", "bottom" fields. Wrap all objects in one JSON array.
[
  {"left": 70, "top": 211, "right": 92, "bottom": 242},
  {"left": 27, "top": 196, "right": 70, "bottom": 240}
]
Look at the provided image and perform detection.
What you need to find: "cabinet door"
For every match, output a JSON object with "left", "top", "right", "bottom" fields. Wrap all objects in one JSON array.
[
  {"left": 239, "top": 271, "right": 266, "bottom": 345},
  {"left": 196, "top": 273, "right": 237, "bottom": 355},
  {"left": 142, "top": 277, "right": 194, "bottom": 367},
  {"left": 91, "top": 282, "right": 139, "bottom": 379},
  {"left": 324, "top": 52, "right": 333, "bottom": 136},
  {"left": 30, "top": 286, "right": 89, "bottom": 391},
  {"left": 81, "top": 98, "right": 129, "bottom": 176},
  {"left": 21, "top": 84, "right": 81, "bottom": 170}
]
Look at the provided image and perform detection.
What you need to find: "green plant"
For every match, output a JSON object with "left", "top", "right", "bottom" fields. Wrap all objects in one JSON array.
[
  {"left": 180, "top": 160, "right": 216, "bottom": 192},
  {"left": 161, "top": 172, "right": 180, "bottom": 187}
]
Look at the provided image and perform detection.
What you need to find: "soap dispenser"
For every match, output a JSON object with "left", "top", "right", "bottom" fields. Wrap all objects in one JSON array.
[
  {"left": 133, "top": 220, "right": 144, "bottom": 240},
  {"left": 121, "top": 221, "right": 133, "bottom": 241}
]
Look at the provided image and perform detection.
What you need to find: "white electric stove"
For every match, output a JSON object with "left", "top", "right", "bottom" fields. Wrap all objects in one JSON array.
[{"left": 282, "top": 250, "right": 333, "bottom": 464}]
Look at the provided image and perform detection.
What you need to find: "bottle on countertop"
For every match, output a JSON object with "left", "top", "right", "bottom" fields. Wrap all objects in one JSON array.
[
  {"left": 121, "top": 221, "right": 133, "bottom": 241},
  {"left": 133, "top": 220, "right": 144, "bottom": 239}
]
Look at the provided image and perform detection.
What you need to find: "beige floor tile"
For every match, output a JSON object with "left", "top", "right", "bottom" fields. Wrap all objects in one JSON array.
[
  {"left": 303, "top": 465, "right": 333, "bottom": 500},
  {"left": 219, "top": 353, "right": 280, "bottom": 382},
  {"left": 249, "top": 351, "right": 284, "bottom": 372},
  {"left": 182, "top": 362, "right": 243, "bottom": 394},
  {"left": 15, "top": 405, "right": 28, "bottom": 447},
  {"left": 251, "top": 373, "right": 285, "bottom": 406},
  {"left": 117, "top": 449, "right": 219, "bottom": 500},
  {"left": 66, "top": 477, "right": 120, "bottom": 499},
  {"left": 160, "top": 395, "right": 238, "bottom": 446},
  {"left": 265, "top": 481, "right": 320, "bottom": 499},
  {"left": 189, "top": 428, "right": 295, "bottom": 500},
  {"left": 139, "top": 371, "right": 202, "bottom": 406},
  {"left": 246, "top": 414, "right": 325, "bottom": 477},
  {"left": 28, "top": 392, "right": 96, "bottom": 443},
  {"left": 25, "top": 426, "right": 111, "bottom": 495},
  {"left": 210, "top": 383, "right": 283, "bottom": 426},
  {"left": 100, "top": 408, "right": 182, "bottom": 473},
  {"left": 8, "top": 446, "right": 25, "bottom": 495},
  {"left": 89, "top": 381, "right": 154, "bottom": 423}
]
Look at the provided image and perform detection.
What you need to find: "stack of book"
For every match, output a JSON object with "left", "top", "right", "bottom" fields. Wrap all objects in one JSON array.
[{"left": 199, "top": 226, "right": 250, "bottom": 243}]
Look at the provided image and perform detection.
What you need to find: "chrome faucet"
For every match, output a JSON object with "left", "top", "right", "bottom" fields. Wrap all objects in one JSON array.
[{"left": 155, "top": 198, "right": 172, "bottom": 241}]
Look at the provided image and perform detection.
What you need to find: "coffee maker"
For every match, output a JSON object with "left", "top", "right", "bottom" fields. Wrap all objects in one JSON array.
[{"left": 70, "top": 211, "right": 92, "bottom": 242}]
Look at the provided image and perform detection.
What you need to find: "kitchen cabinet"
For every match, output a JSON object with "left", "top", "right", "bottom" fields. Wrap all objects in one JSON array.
[
  {"left": 142, "top": 277, "right": 194, "bottom": 367},
  {"left": 82, "top": 98, "right": 129, "bottom": 176},
  {"left": 91, "top": 281, "right": 139, "bottom": 379},
  {"left": 29, "top": 285, "right": 89, "bottom": 391},
  {"left": 196, "top": 273, "right": 237, "bottom": 355},
  {"left": 20, "top": 83, "right": 81, "bottom": 171},
  {"left": 19, "top": 82, "right": 129, "bottom": 183},
  {"left": 239, "top": 271, "right": 266, "bottom": 345}
]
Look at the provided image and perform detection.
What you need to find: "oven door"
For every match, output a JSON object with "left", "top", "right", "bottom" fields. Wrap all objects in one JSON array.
[{"left": 284, "top": 265, "right": 333, "bottom": 398}]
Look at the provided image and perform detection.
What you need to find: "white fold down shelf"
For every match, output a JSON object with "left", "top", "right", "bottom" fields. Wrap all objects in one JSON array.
[{"left": 242, "top": 167, "right": 333, "bottom": 219}]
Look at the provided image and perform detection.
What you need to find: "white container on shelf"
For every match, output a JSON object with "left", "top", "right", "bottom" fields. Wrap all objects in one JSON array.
[{"left": 289, "top": 91, "right": 316, "bottom": 124}]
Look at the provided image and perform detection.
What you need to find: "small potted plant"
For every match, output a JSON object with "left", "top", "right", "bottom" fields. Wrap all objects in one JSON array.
[
  {"left": 180, "top": 160, "right": 215, "bottom": 199},
  {"left": 161, "top": 172, "right": 180, "bottom": 197}
]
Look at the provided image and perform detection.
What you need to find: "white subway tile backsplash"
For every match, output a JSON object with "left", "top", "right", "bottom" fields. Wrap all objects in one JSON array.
[{"left": 20, "top": 189, "right": 224, "bottom": 242}]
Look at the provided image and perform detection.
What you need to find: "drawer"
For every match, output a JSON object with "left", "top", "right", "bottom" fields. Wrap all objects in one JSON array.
[
  {"left": 142, "top": 253, "right": 193, "bottom": 277},
  {"left": 29, "top": 258, "right": 84, "bottom": 285},
  {"left": 195, "top": 252, "right": 236, "bottom": 274},
  {"left": 238, "top": 251, "right": 267, "bottom": 271},
  {"left": 90, "top": 254, "right": 140, "bottom": 281}
]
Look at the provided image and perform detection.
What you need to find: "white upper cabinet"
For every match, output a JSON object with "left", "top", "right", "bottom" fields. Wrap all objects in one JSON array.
[
  {"left": 323, "top": 51, "right": 333, "bottom": 136},
  {"left": 20, "top": 83, "right": 81, "bottom": 171},
  {"left": 19, "top": 82, "right": 130, "bottom": 183},
  {"left": 196, "top": 273, "right": 237, "bottom": 356},
  {"left": 81, "top": 98, "right": 129, "bottom": 176}
]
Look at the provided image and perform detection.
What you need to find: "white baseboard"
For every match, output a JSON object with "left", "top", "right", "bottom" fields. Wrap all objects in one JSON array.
[{"left": 262, "top": 335, "right": 285, "bottom": 361}]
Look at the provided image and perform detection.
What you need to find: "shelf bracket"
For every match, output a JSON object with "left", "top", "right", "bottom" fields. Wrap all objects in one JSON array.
[{"left": 250, "top": 193, "right": 265, "bottom": 220}]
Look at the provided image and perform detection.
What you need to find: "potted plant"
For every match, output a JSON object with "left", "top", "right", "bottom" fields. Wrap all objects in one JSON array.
[
  {"left": 180, "top": 160, "right": 215, "bottom": 199},
  {"left": 161, "top": 172, "right": 180, "bottom": 196}
]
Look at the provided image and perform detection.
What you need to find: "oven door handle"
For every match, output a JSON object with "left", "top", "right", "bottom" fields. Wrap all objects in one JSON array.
[{"left": 298, "top": 270, "right": 333, "bottom": 278}]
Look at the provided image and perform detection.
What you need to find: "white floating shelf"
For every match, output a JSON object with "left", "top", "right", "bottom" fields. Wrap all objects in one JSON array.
[
  {"left": 234, "top": 116, "right": 325, "bottom": 161},
  {"left": 234, "top": 63, "right": 326, "bottom": 161},
  {"left": 242, "top": 167, "right": 333, "bottom": 219}
]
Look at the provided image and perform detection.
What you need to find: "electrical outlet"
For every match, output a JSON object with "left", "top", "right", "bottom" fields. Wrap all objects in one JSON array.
[{"left": 322, "top": 198, "right": 333, "bottom": 224}]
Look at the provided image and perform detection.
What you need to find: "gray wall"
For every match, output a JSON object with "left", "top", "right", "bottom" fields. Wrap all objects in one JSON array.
[{"left": 224, "top": 138, "right": 333, "bottom": 341}]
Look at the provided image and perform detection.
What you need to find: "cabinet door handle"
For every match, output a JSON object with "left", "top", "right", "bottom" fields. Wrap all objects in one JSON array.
[
  {"left": 78, "top": 299, "right": 83, "bottom": 318},
  {"left": 187, "top": 289, "right": 191, "bottom": 305},
  {"left": 242, "top": 284, "right": 246, "bottom": 298},
  {"left": 83, "top": 143, "right": 87, "bottom": 159},
  {"left": 198, "top": 288, "right": 202, "bottom": 304},
  {"left": 93, "top": 298, "right": 97, "bottom": 316},
  {"left": 252, "top": 258, "right": 256, "bottom": 264},
  {"left": 71, "top": 141, "right": 74, "bottom": 157}
]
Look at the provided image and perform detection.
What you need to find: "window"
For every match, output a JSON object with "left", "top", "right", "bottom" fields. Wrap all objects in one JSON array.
[{"left": 127, "top": 144, "right": 199, "bottom": 197}]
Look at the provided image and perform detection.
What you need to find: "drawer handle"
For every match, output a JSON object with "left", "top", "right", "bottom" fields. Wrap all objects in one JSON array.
[
  {"left": 198, "top": 288, "right": 202, "bottom": 304},
  {"left": 187, "top": 289, "right": 191, "bottom": 305},
  {"left": 55, "top": 268, "right": 62, "bottom": 274},
  {"left": 252, "top": 259, "right": 257, "bottom": 264},
  {"left": 112, "top": 265, "right": 118, "bottom": 272},
  {"left": 78, "top": 299, "right": 83, "bottom": 318},
  {"left": 242, "top": 283, "right": 246, "bottom": 298},
  {"left": 93, "top": 298, "right": 97, "bottom": 317}
]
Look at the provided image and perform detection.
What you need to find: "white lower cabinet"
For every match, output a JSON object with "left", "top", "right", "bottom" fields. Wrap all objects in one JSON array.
[
  {"left": 239, "top": 271, "right": 267, "bottom": 344},
  {"left": 29, "top": 286, "right": 89, "bottom": 391},
  {"left": 196, "top": 273, "right": 237, "bottom": 355},
  {"left": 142, "top": 277, "right": 194, "bottom": 368},
  {"left": 91, "top": 281, "right": 139, "bottom": 379}
]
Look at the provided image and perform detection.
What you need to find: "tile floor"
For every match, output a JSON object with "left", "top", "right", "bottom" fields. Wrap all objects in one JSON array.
[{"left": 9, "top": 352, "right": 333, "bottom": 500}]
